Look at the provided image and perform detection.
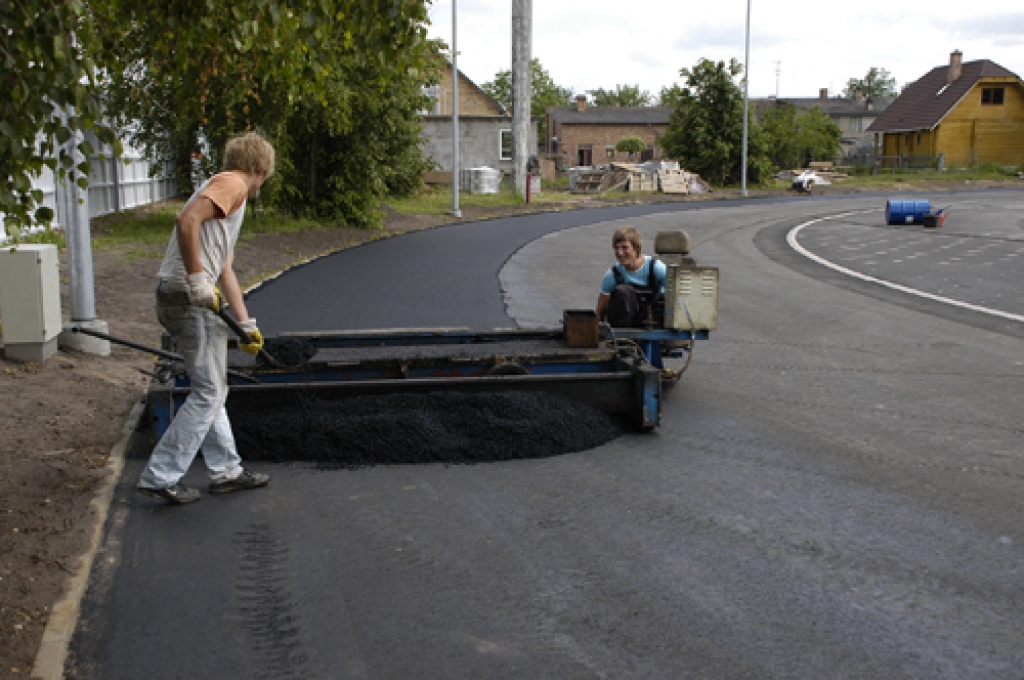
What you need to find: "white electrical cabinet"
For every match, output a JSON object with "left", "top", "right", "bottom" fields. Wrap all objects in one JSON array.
[
  {"left": 0, "top": 244, "right": 63, "bottom": 361},
  {"left": 663, "top": 265, "right": 719, "bottom": 331}
]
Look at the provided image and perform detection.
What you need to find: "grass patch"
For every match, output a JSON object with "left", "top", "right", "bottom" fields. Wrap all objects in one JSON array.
[
  {"left": 90, "top": 201, "right": 184, "bottom": 248},
  {"left": 833, "top": 165, "right": 1019, "bottom": 185},
  {"left": 12, "top": 228, "right": 67, "bottom": 249},
  {"left": 387, "top": 186, "right": 527, "bottom": 214},
  {"left": 89, "top": 199, "right": 337, "bottom": 251}
]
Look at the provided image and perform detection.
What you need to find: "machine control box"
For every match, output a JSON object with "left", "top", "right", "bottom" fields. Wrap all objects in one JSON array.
[{"left": 663, "top": 266, "right": 718, "bottom": 330}]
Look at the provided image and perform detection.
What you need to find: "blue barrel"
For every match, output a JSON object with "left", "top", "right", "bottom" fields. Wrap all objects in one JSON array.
[{"left": 885, "top": 199, "right": 931, "bottom": 225}]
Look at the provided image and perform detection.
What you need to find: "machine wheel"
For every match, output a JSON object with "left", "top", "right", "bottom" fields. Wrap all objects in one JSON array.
[{"left": 486, "top": 361, "right": 530, "bottom": 376}]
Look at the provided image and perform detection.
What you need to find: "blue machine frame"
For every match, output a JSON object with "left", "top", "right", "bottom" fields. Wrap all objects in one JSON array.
[{"left": 147, "top": 327, "right": 709, "bottom": 438}]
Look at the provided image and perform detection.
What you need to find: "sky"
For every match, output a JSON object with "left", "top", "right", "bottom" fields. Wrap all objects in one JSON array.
[{"left": 425, "top": 1, "right": 1024, "bottom": 102}]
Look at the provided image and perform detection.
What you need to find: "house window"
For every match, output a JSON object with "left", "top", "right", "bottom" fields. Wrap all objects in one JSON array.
[
  {"left": 917, "top": 133, "right": 922, "bottom": 145},
  {"left": 850, "top": 118, "right": 863, "bottom": 133},
  {"left": 421, "top": 85, "right": 440, "bottom": 115},
  {"left": 606, "top": 145, "right": 615, "bottom": 159},
  {"left": 500, "top": 130, "right": 512, "bottom": 161},
  {"left": 981, "top": 88, "right": 1005, "bottom": 105}
]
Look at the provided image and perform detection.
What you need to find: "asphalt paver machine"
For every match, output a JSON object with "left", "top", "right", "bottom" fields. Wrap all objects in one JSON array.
[{"left": 146, "top": 231, "right": 718, "bottom": 434}]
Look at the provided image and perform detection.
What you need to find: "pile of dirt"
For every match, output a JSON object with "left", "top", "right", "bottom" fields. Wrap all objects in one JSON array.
[{"left": 231, "top": 391, "right": 625, "bottom": 468}]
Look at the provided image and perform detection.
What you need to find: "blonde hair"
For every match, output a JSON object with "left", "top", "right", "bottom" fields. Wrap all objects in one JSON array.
[
  {"left": 612, "top": 226, "right": 642, "bottom": 255},
  {"left": 223, "top": 131, "right": 275, "bottom": 177}
]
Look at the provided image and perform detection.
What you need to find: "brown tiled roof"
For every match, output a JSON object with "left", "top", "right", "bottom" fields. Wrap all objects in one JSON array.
[
  {"left": 774, "top": 97, "right": 887, "bottom": 117},
  {"left": 546, "top": 106, "right": 672, "bottom": 125},
  {"left": 867, "top": 60, "right": 1021, "bottom": 133}
]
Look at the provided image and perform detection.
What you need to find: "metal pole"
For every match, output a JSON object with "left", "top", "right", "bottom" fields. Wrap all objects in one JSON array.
[
  {"left": 450, "top": 0, "right": 461, "bottom": 218},
  {"left": 741, "top": 0, "right": 751, "bottom": 197},
  {"left": 511, "top": 0, "right": 532, "bottom": 199},
  {"left": 62, "top": 120, "right": 96, "bottom": 322},
  {"left": 56, "top": 110, "right": 110, "bottom": 357}
]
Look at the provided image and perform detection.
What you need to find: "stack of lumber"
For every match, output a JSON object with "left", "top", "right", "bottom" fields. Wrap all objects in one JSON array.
[
  {"left": 569, "top": 163, "right": 710, "bottom": 195},
  {"left": 571, "top": 168, "right": 631, "bottom": 194}
]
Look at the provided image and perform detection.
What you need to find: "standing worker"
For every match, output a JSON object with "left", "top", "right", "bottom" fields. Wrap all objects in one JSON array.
[{"left": 137, "top": 132, "right": 274, "bottom": 504}]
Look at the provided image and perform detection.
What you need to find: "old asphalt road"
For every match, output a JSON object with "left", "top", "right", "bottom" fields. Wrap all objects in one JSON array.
[{"left": 69, "top": 190, "right": 1023, "bottom": 679}]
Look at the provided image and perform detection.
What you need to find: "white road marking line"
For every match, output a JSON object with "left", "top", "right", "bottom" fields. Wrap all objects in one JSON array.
[{"left": 787, "top": 211, "right": 1024, "bottom": 324}]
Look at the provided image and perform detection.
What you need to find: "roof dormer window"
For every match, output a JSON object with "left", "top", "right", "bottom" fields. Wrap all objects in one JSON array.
[{"left": 981, "top": 87, "right": 1005, "bottom": 105}]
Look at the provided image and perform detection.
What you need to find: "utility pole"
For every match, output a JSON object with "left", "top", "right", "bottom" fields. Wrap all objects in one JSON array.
[
  {"left": 741, "top": 0, "right": 751, "bottom": 197},
  {"left": 59, "top": 115, "right": 109, "bottom": 356},
  {"left": 511, "top": 0, "right": 532, "bottom": 199},
  {"left": 450, "top": 0, "right": 462, "bottom": 217}
]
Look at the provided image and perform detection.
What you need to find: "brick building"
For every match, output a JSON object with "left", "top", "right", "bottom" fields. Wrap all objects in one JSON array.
[{"left": 545, "top": 95, "right": 672, "bottom": 170}]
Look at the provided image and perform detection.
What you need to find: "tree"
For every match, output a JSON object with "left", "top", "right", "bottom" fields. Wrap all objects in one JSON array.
[
  {"left": 589, "top": 84, "right": 652, "bottom": 107},
  {"left": 657, "top": 85, "right": 685, "bottom": 109},
  {"left": 93, "top": 0, "right": 437, "bottom": 228},
  {"left": 481, "top": 58, "right": 573, "bottom": 141},
  {"left": 1, "top": 1, "right": 120, "bottom": 237},
  {"left": 760, "top": 104, "right": 842, "bottom": 169},
  {"left": 795, "top": 107, "right": 842, "bottom": 165},
  {"left": 759, "top": 105, "right": 800, "bottom": 170},
  {"left": 843, "top": 67, "right": 897, "bottom": 103},
  {"left": 657, "top": 58, "right": 769, "bottom": 186},
  {"left": 615, "top": 136, "right": 646, "bottom": 157}
]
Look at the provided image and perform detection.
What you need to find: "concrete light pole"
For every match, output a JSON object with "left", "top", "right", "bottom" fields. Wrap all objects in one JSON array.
[
  {"left": 741, "top": 0, "right": 751, "bottom": 197},
  {"left": 511, "top": 0, "right": 532, "bottom": 199},
  {"left": 59, "top": 118, "right": 109, "bottom": 355},
  {"left": 450, "top": 0, "right": 462, "bottom": 218}
]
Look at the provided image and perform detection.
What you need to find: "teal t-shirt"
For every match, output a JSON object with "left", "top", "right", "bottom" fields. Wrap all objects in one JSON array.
[{"left": 600, "top": 256, "right": 666, "bottom": 295}]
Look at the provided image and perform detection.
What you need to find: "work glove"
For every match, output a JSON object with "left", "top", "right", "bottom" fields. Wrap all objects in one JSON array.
[
  {"left": 186, "top": 273, "right": 223, "bottom": 312},
  {"left": 238, "top": 319, "right": 264, "bottom": 356}
]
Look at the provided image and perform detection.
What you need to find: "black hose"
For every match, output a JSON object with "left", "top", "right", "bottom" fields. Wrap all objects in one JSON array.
[{"left": 70, "top": 326, "right": 261, "bottom": 384}]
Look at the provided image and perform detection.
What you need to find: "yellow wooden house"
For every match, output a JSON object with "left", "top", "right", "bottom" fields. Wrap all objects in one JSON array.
[{"left": 867, "top": 51, "right": 1024, "bottom": 167}]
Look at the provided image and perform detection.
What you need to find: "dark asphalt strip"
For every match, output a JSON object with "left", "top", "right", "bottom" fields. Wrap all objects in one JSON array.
[{"left": 244, "top": 198, "right": 784, "bottom": 335}]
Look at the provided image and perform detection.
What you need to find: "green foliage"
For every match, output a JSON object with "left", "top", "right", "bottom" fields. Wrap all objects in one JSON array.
[
  {"left": 977, "top": 161, "right": 1005, "bottom": 174},
  {"left": 760, "top": 104, "right": 842, "bottom": 169},
  {"left": 386, "top": 186, "right": 525, "bottom": 215},
  {"left": 843, "top": 67, "right": 897, "bottom": 103},
  {"left": 658, "top": 58, "right": 769, "bottom": 186},
  {"left": 760, "top": 105, "right": 799, "bottom": 169},
  {"left": 92, "top": 0, "right": 437, "bottom": 228},
  {"left": 796, "top": 107, "right": 842, "bottom": 164},
  {"left": 1, "top": 1, "right": 121, "bottom": 236},
  {"left": 89, "top": 200, "right": 330, "bottom": 249},
  {"left": 589, "top": 84, "right": 652, "bottom": 107},
  {"left": 615, "top": 136, "right": 646, "bottom": 155},
  {"left": 481, "top": 58, "right": 573, "bottom": 140},
  {"left": 658, "top": 85, "right": 685, "bottom": 109}
]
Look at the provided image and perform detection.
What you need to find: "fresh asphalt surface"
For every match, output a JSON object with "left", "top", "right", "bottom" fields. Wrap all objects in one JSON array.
[{"left": 70, "top": 190, "right": 1024, "bottom": 679}]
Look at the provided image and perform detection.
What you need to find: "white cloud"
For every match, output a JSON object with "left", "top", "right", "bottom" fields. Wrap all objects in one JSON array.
[{"left": 427, "top": 0, "right": 1024, "bottom": 99}]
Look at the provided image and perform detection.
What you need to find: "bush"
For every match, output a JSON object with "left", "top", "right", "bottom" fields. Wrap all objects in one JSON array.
[{"left": 615, "top": 136, "right": 646, "bottom": 155}]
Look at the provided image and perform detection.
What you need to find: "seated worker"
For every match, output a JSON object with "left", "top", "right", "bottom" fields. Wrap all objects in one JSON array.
[{"left": 596, "top": 225, "right": 667, "bottom": 327}]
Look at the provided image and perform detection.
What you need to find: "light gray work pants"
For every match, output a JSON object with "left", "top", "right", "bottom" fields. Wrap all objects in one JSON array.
[{"left": 139, "top": 283, "right": 243, "bottom": 489}]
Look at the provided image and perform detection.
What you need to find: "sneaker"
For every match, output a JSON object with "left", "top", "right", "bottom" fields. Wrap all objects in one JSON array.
[
  {"left": 208, "top": 469, "right": 270, "bottom": 495},
  {"left": 137, "top": 482, "right": 201, "bottom": 504}
]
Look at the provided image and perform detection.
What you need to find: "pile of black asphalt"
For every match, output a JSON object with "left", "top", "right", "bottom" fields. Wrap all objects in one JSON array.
[
  {"left": 258, "top": 337, "right": 318, "bottom": 367},
  {"left": 232, "top": 390, "right": 625, "bottom": 468}
]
